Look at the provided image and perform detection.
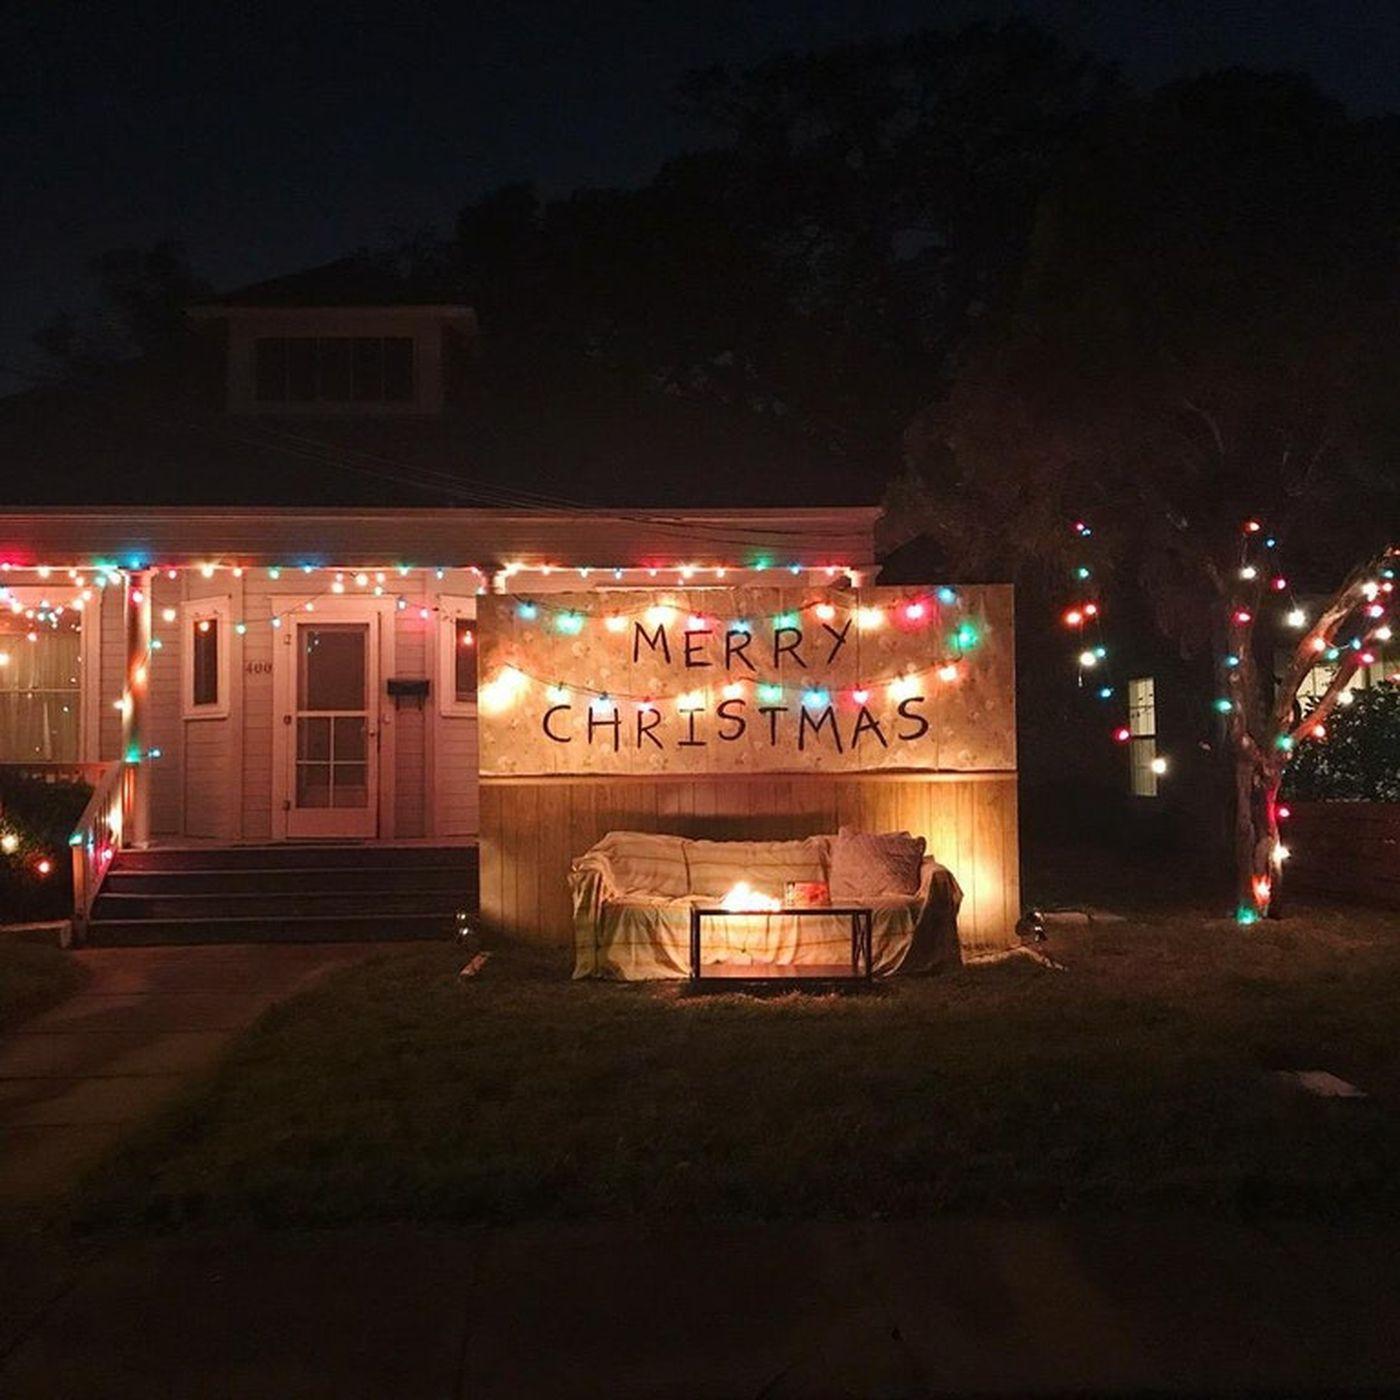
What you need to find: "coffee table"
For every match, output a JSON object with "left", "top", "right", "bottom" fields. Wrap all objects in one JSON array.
[{"left": 688, "top": 905, "right": 874, "bottom": 983}]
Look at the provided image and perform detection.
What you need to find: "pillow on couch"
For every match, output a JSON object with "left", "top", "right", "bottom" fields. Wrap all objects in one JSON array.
[
  {"left": 595, "top": 831, "right": 692, "bottom": 898},
  {"left": 829, "top": 828, "right": 926, "bottom": 899}
]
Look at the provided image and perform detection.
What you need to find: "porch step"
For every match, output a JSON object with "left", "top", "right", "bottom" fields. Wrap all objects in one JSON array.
[
  {"left": 101, "top": 866, "right": 474, "bottom": 896},
  {"left": 111, "top": 843, "right": 477, "bottom": 872},
  {"left": 83, "top": 842, "right": 478, "bottom": 946},
  {"left": 91, "top": 889, "right": 476, "bottom": 921},
  {"left": 85, "top": 913, "right": 456, "bottom": 946}
]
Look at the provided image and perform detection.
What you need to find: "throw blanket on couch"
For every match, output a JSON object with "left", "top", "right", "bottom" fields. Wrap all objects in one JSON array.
[{"left": 570, "top": 831, "right": 963, "bottom": 979}]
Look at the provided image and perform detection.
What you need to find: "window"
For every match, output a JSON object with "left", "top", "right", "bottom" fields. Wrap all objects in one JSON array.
[
  {"left": 1127, "top": 676, "right": 1158, "bottom": 798},
  {"left": 254, "top": 337, "right": 415, "bottom": 405},
  {"left": 0, "top": 605, "right": 83, "bottom": 761},
  {"left": 191, "top": 618, "right": 219, "bottom": 706},
  {"left": 454, "top": 618, "right": 477, "bottom": 702},
  {"left": 438, "top": 597, "right": 477, "bottom": 714},
  {"left": 182, "top": 599, "right": 231, "bottom": 718}
]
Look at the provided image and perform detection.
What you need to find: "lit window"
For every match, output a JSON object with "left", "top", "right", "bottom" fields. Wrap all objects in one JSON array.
[
  {"left": 0, "top": 605, "right": 82, "bottom": 761},
  {"left": 1127, "top": 676, "right": 1158, "bottom": 798},
  {"left": 438, "top": 598, "right": 477, "bottom": 715},
  {"left": 454, "top": 619, "right": 477, "bottom": 702},
  {"left": 182, "top": 599, "right": 231, "bottom": 718},
  {"left": 191, "top": 618, "right": 219, "bottom": 707},
  {"left": 254, "top": 337, "right": 415, "bottom": 404}
]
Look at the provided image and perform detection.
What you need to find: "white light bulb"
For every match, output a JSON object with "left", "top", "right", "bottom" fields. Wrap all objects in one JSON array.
[
  {"left": 1150, "top": 756, "right": 1168, "bottom": 776},
  {"left": 1285, "top": 609, "right": 1306, "bottom": 628}
]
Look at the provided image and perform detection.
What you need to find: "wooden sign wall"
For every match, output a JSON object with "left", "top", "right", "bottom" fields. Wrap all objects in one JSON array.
[{"left": 477, "top": 585, "right": 1014, "bottom": 777}]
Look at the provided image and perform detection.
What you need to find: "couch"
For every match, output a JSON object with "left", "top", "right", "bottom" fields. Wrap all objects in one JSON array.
[{"left": 569, "top": 831, "right": 963, "bottom": 979}]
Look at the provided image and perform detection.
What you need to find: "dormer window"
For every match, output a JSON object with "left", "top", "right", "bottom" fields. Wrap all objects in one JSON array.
[
  {"left": 190, "top": 273, "right": 474, "bottom": 415},
  {"left": 254, "top": 336, "right": 414, "bottom": 405}
]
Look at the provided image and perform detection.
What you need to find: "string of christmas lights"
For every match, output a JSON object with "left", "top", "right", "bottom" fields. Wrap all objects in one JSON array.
[
  {"left": 477, "top": 653, "right": 977, "bottom": 714},
  {"left": 508, "top": 588, "right": 966, "bottom": 635},
  {"left": 1057, "top": 515, "right": 1396, "bottom": 925}
]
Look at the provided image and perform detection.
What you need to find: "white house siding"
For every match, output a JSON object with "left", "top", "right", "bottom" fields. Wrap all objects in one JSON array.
[
  {"left": 390, "top": 572, "right": 427, "bottom": 838},
  {"left": 98, "top": 586, "right": 125, "bottom": 761},
  {"left": 147, "top": 571, "right": 183, "bottom": 835},
  {"left": 434, "top": 713, "right": 479, "bottom": 836}
]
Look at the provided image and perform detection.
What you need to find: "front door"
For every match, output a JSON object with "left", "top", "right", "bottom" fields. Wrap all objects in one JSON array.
[{"left": 285, "top": 617, "right": 379, "bottom": 838}]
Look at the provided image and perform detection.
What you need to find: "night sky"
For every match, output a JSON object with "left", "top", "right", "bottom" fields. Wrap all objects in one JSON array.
[{"left": 5, "top": 1, "right": 1398, "bottom": 381}]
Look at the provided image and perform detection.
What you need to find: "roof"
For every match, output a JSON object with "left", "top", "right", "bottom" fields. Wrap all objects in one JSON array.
[
  {"left": 190, "top": 255, "right": 471, "bottom": 310},
  {"left": 0, "top": 507, "right": 880, "bottom": 572},
  {"left": 0, "top": 349, "right": 884, "bottom": 512}
]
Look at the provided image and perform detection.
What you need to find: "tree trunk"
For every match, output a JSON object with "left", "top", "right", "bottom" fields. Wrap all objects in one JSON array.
[{"left": 1233, "top": 747, "right": 1282, "bottom": 922}]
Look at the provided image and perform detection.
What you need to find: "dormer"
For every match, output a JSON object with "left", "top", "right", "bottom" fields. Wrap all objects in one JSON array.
[{"left": 189, "top": 258, "right": 476, "bottom": 416}]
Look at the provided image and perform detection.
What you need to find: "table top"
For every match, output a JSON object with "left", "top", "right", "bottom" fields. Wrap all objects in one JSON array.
[{"left": 692, "top": 905, "right": 872, "bottom": 916}]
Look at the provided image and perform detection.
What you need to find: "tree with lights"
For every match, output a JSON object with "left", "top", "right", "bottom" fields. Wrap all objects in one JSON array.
[{"left": 895, "top": 69, "right": 1400, "bottom": 921}]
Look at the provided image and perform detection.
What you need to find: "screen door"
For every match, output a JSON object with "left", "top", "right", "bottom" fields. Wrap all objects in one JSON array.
[{"left": 286, "top": 619, "right": 378, "bottom": 837}]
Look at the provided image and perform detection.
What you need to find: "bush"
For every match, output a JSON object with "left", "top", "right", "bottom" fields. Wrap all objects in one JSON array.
[
  {"left": 1285, "top": 685, "right": 1400, "bottom": 802},
  {"left": 0, "top": 773, "right": 92, "bottom": 923}
]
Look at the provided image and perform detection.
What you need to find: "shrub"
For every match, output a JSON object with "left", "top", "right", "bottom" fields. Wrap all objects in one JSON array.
[
  {"left": 0, "top": 773, "right": 92, "bottom": 923},
  {"left": 1285, "top": 684, "right": 1400, "bottom": 802}
]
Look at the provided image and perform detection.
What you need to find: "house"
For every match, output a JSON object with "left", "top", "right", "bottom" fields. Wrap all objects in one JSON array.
[{"left": 0, "top": 263, "right": 1017, "bottom": 955}]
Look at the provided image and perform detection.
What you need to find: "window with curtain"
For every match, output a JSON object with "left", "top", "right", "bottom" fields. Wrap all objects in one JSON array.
[{"left": 0, "top": 613, "right": 83, "bottom": 761}]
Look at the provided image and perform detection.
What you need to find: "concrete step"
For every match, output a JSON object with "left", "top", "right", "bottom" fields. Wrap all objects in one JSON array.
[
  {"left": 102, "top": 866, "right": 478, "bottom": 896},
  {"left": 87, "top": 843, "right": 479, "bottom": 945},
  {"left": 91, "top": 889, "right": 474, "bottom": 921},
  {"left": 83, "top": 913, "right": 457, "bottom": 946},
  {"left": 112, "top": 843, "right": 478, "bottom": 873}
]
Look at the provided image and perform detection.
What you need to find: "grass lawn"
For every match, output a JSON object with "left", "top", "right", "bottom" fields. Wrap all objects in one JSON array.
[
  {"left": 75, "top": 893, "right": 1400, "bottom": 1231},
  {"left": 0, "top": 936, "right": 86, "bottom": 1033}
]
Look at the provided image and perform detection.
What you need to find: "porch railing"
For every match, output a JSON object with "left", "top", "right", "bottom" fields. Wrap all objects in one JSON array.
[
  {"left": 1, "top": 762, "right": 110, "bottom": 786},
  {"left": 69, "top": 761, "right": 128, "bottom": 943}
]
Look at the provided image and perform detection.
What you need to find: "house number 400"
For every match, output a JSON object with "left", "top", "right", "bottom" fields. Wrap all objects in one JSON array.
[{"left": 244, "top": 660, "right": 273, "bottom": 675}]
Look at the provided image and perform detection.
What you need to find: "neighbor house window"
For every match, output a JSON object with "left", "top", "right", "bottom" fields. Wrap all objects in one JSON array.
[
  {"left": 182, "top": 599, "right": 231, "bottom": 718},
  {"left": 254, "top": 337, "right": 414, "bottom": 404},
  {"left": 438, "top": 598, "right": 477, "bottom": 715},
  {"left": 0, "top": 605, "right": 83, "bottom": 761},
  {"left": 1127, "top": 676, "right": 1158, "bottom": 798}
]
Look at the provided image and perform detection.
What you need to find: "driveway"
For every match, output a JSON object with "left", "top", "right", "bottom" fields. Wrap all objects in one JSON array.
[{"left": 0, "top": 942, "right": 403, "bottom": 1203}]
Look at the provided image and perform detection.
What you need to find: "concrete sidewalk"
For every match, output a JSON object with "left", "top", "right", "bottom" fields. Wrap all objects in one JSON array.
[
  {"left": 0, "top": 943, "right": 402, "bottom": 1202},
  {"left": 1, "top": 1217, "right": 1398, "bottom": 1397}
]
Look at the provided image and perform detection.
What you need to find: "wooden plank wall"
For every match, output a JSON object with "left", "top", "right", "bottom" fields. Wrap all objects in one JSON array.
[
  {"left": 1287, "top": 801, "right": 1400, "bottom": 908},
  {"left": 480, "top": 771, "right": 1019, "bottom": 957}
]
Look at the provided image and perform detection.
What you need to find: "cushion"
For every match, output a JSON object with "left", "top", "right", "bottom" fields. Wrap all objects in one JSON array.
[
  {"left": 829, "top": 828, "right": 926, "bottom": 899},
  {"left": 685, "top": 837, "right": 828, "bottom": 901},
  {"left": 595, "top": 831, "right": 692, "bottom": 898}
]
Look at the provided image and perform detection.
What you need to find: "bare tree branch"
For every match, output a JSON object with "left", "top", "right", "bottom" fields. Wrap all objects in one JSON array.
[
  {"left": 1271, "top": 550, "right": 1393, "bottom": 735},
  {"left": 1181, "top": 397, "right": 1225, "bottom": 461}
]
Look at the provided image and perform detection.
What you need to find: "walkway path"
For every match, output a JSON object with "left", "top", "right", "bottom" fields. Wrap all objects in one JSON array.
[
  {"left": 0, "top": 942, "right": 400, "bottom": 1202},
  {"left": 1, "top": 1218, "right": 1399, "bottom": 1395}
]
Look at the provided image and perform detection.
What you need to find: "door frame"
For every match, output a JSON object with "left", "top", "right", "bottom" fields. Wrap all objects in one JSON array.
[{"left": 270, "top": 596, "right": 397, "bottom": 840}]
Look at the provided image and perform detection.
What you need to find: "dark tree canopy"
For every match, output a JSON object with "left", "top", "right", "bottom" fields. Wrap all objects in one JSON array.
[
  {"left": 899, "top": 69, "right": 1400, "bottom": 647},
  {"left": 445, "top": 21, "right": 1122, "bottom": 482},
  {"left": 34, "top": 242, "right": 212, "bottom": 372}
]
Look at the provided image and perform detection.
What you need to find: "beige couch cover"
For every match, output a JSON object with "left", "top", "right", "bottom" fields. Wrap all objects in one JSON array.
[{"left": 569, "top": 831, "right": 963, "bottom": 979}]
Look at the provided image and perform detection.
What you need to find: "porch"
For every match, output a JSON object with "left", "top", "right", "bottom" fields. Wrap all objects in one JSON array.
[{"left": 1, "top": 505, "right": 876, "bottom": 941}]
